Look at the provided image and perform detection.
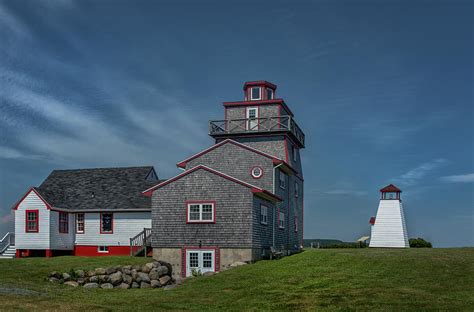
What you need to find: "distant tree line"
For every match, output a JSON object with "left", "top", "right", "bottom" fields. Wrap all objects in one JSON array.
[{"left": 409, "top": 238, "right": 432, "bottom": 248}]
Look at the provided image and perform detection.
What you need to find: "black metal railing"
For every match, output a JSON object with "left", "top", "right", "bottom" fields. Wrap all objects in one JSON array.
[
  {"left": 209, "top": 115, "right": 305, "bottom": 147},
  {"left": 129, "top": 228, "right": 151, "bottom": 257}
]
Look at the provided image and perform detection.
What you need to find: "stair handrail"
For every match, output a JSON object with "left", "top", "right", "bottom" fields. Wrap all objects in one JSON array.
[
  {"left": 0, "top": 232, "right": 15, "bottom": 254},
  {"left": 130, "top": 228, "right": 151, "bottom": 257}
]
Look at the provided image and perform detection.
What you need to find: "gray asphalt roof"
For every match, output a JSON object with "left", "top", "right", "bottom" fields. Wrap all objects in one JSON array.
[{"left": 35, "top": 166, "right": 161, "bottom": 211}]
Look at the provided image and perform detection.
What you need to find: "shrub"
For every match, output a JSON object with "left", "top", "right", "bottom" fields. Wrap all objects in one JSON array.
[{"left": 409, "top": 238, "right": 432, "bottom": 248}]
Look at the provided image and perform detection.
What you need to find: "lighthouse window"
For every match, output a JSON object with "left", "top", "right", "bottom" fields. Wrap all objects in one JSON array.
[
  {"left": 266, "top": 88, "right": 273, "bottom": 100},
  {"left": 251, "top": 87, "right": 261, "bottom": 100},
  {"left": 279, "top": 171, "right": 286, "bottom": 189}
]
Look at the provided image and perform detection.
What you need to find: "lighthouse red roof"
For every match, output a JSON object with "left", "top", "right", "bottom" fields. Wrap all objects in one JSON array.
[{"left": 380, "top": 184, "right": 401, "bottom": 193}]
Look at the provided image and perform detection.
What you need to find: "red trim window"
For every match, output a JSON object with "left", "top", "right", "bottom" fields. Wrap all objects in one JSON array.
[
  {"left": 59, "top": 212, "right": 68, "bottom": 233},
  {"left": 260, "top": 205, "right": 268, "bottom": 225},
  {"left": 76, "top": 213, "right": 84, "bottom": 234},
  {"left": 100, "top": 213, "right": 113, "bottom": 234},
  {"left": 25, "top": 210, "right": 39, "bottom": 233},
  {"left": 251, "top": 166, "right": 263, "bottom": 179},
  {"left": 186, "top": 201, "right": 215, "bottom": 223}
]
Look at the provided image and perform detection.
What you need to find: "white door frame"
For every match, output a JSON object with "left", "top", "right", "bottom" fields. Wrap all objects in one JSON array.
[
  {"left": 185, "top": 249, "right": 215, "bottom": 277},
  {"left": 246, "top": 107, "right": 259, "bottom": 130}
]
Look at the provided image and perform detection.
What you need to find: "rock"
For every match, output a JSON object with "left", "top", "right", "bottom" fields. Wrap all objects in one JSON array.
[
  {"left": 140, "top": 282, "right": 151, "bottom": 288},
  {"left": 160, "top": 262, "right": 173, "bottom": 276},
  {"left": 49, "top": 271, "right": 61, "bottom": 279},
  {"left": 163, "top": 284, "right": 178, "bottom": 290},
  {"left": 114, "top": 265, "right": 123, "bottom": 271},
  {"left": 132, "top": 265, "right": 141, "bottom": 271},
  {"left": 131, "top": 269, "right": 139, "bottom": 281},
  {"left": 122, "top": 273, "right": 133, "bottom": 285},
  {"left": 141, "top": 264, "right": 152, "bottom": 274},
  {"left": 174, "top": 277, "right": 184, "bottom": 285},
  {"left": 87, "top": 270, "right": 96, "bottom": 277},
  {"left": 117, "top": 282, "right": 130, "bottom": 289},
  {"left": 203, "top": 272, "right": 215, "bottom": 277},
  {"left": 99, "top": 275, "right": 109, "bottom": 283},
  {"left": 106, "top": 267, "right": 117, "bottom": 275},
  {"left": 49, "top": 277, "right": 60, "bottom": 283},
  {"left": 122, "top": 265, "right": 132, "bottom": 271},
  {"left": 89, "top": 276, "right": 99, "bottom": 283},
  {"left": 62, "top": 273, "right": 71, "bottom": 281},
  {"left": 230, "top": 261, "right": 247, "bottom": 268},
  {"left": 75, "top": 270, "right": 85, "bottom": 278},
  {"left": 109, "top": 271, "right": 122, "bottom": 285},
  {"left": 137, "top": 272, "right": 150, "bottom": 283},
  {"left": 122, "top": 268, "right": 131, "bottom": 275},
  {"left": 152, "top": 261, "right": 161, "bottom": 268},
  {"left": 156, "top": 265, "right": 168, "bottom": 277},
  {"left": 159, "top": 275, "right": 171, "bottom": 286},
  {"left": 95, "top": 268, "right": 106, "bottom": 275},
  {"left": 83, "top": 283, "right": 99, "bottom": 289},
  {"left": 77, "top": 278, "right": 86, "bottom": 285},
  {"left": 148, "top": 269, "right": 160, "bottom": 280},
  {"left": 131, "top": 282, "right": 140, "bottom": 289},
  {"left": 101, "top": 283, "right": 114, "bottom": 289},
  {"left": 64, "top": 281, "right": 79, "bottom": 287},
  {"left": 150, "top": 280, "right": 161, "bottom": 288}
]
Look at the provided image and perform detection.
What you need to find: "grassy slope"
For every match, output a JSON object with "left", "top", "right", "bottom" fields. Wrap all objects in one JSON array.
[{"left": 0, "top": 248, "right": 472, "bottom": 311}]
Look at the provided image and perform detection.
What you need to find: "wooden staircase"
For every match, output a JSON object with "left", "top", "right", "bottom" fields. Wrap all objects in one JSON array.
[
  {"left": 0, "top": 233, "right": 15, "bottom": 259},
  {"left": 129, "top": 228, "right": 151, "bottom": 257}
]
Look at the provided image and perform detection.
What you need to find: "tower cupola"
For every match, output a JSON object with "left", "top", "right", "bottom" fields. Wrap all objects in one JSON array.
[
  {"left": 380, "top": 184, "right": 401, "bottom": 200},
  {"left": 243, "top": 80, "right": 277, "bottom": 101}
]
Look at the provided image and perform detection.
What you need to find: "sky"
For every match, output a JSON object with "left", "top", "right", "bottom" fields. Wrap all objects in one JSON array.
[{"left": 0, "top": 0, "right": 472, "bottom": 247}]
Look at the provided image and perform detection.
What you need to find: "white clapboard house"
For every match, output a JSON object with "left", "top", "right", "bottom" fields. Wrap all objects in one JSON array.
[
  {"left": 369, "top": 184, "right": 409, "bottom": 248},
  {"left": 10, "top": 166, "right": 159, "bottom": 257}
]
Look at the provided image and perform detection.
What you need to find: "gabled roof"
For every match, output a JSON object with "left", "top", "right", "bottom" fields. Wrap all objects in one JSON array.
[
  {"left": 176, "top": 139, "right": 295, "bottom": 174},
  {"left": 380, "top": 184, "right": 402, "bottom": 193},
  {"left": 14, "top": 166, "right": 160, "bottom": 211},
  {"left": 143, "top": 165, "right": 282, "bottom": 203}
]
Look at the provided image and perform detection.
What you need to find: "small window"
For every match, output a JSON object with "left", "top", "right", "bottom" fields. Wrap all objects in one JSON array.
[
  {"left": 203, "top": 252, "right": 212, "bottom": 268},
  {"left": 59, "top": 212, "right": 68, "bottom": 233},
  {"left": 98, "top": 246, "right": 109, "bottom": 253},
  {"left": 292, "top": 145, "right": 297, "bottom": 162},
  {"left": 187, "top": 202, "right": 215, "bottom": 223},
  {"left": 294, "top": 216, "right": 298, "bottom": 232},
  {"left": 279, "top": 171, "right": 286, "bottom": 189},
  {"left": 100, "top": 213, "right": 113, "bottom": 234},
  {"left": 251, "top": 166, "right": 263, "bottom": 179},
  {"left": 295, "top": 182, "right": 299, "bottom": 197},
  {"left": 25, "top": 210, "right": 38, "bottom": 233},
  {"left": 76, "top": 213, "right": 84, "bottom": 234},
  {"left": 260, "top": 205, "right": 268, "bottom": 225},
  {"left": 279, "top": 211, "right": 285, "bottom": 229},
  {"left": 266, "top": 88, "right": 273, "bottom": 100},
  {"left": 251, "top": 87, "right": 261, "bottom": 100}
]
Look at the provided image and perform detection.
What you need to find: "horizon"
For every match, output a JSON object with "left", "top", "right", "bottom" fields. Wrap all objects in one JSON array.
[{"left": 1, "top": 0, "right": 472, "bottom": 247}]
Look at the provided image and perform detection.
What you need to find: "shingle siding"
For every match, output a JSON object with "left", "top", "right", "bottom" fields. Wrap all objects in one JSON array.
[{"left": 152, "top": 168, "right": 261, "bottom": 248}]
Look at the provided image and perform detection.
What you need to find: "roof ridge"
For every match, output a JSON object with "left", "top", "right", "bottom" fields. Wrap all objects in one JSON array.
[{"left": 51, "top": 166, "right": 154, "bottom": 172}]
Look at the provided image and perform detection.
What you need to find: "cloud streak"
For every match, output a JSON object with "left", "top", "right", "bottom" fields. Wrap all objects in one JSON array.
[
  {"left": 440, "top": 173, "right": 474, "bottom": 183},
  {"left": 394, "top": 158, "right": 448, "bottom": 186}
]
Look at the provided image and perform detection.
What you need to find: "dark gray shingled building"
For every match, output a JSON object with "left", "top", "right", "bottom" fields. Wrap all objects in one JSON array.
[{"left": 144, "top": 81, "right": 305, "bottom": 277}]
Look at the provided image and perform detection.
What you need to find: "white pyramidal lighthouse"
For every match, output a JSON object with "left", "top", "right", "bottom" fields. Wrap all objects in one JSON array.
[{"left": 369, "top": 184, "right": 409, "bottom": 248}]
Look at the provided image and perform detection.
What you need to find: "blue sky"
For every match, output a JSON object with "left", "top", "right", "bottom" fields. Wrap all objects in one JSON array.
[{"left": 0, "top": 0, "right": 472, "bottom": 247}]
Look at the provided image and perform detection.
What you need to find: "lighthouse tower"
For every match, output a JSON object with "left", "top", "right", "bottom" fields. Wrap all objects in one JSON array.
[{"left": 369, "top": 184, "right": 409, "bottom": 248}]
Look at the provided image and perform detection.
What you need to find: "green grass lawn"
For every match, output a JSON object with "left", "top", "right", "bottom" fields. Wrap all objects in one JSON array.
[{"left": 0, "top": 248, "right": 472, "bottom": 311}]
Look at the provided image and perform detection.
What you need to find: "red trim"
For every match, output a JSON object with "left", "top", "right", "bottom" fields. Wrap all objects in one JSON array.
[
  {"left": 15, "top": 249, "right": 21, "bottom": 258},
  {"left": 58, "top": 211, "right": 69, "bottom": 233},
  {"left": 243, "top": 80, "right": 277, "bottom": 90},
  {"left": 369, "top": 217, "right": 376, "bottom": 225},
  {"left": 185, "top": 201, "right": 216, "bottom": 224},
  {"left": 250, "top": 166, "right": 264, "bottom": 179},
  {"left": 223, "top": 99, "right": 294, "bottom": 117},
  {"left": 12, "top": 188, "right": 51, "bottom": 210},
  {"left": 380, "top": 184, "right": 402, "bottom": 192},
  {"left": 75, "top": 213, "right": 85, "bottom": 234},
  {"left": 100, "top": 212, "right": 113, "bottom": 234},
  {"left": 45, "top": 249, "right": 52, "bottom": 257},
  {"left": 74, "top": 245, "right": 130, "bottom": 256},
  {"left": 144, "top": 165, "right": 282, "bottom": 202},
  {"left": 182, "top": 246, "right": 220, "bottom": 278},
  {"left": 25, "top": 210, "right": 39, "bottom": 233}
]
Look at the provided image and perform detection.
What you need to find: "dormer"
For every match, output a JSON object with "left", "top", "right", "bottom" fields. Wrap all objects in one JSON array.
[
  {"left": 380, "top": 184, "right": 401, "bottom": 200},
  {"left": 243, "top": 81, "right": 277, "bottom": 101}
]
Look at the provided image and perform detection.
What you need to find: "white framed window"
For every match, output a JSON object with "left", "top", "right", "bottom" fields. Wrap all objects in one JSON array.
[
  {"left": 260, "top": 205, "right": 268, "bottom": 225},
  {"left": 266, "top": 88, "right": 274, "bottom": 100},
  {"left": 59, "top": 212, "right": 68, "bottom": 233},
  {"left": 279, "top": 211, "right": 285, "bottom": 229},
  {"left": 98, "top": 246, "right": 109, "bottom": 253},
  {"left": 246, "top": 107, "right": 259, "bottom": 130},
  {"left": 186, "top": 249, "right": 215, "bottom": 277},
  {"left": 76, "top": 213, "right": 84, "bottom": 234},
  {"left": 295, "top": 182, "right": 299, "bottom": 197},
  {"left": 251, "top": 166, "right": 263, "bottom": 179},
  {"left": 294, "top": 216, "right": 298, "bottom": 232},
  {"left": 292, "top": 145, "right": 297, "bottom": 162},
  {"left": 250, "top": 87, "right": 261, "bottom": 100},
  {"left": 187, "top": 202, "right": 215, "bottom": 223},
  {"left": 279, "top": 171, "right": 286, "bottom": 189}
]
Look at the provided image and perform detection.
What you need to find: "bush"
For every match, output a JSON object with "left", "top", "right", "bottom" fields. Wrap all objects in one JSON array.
[{"left": 409, "top": 238, "right": 432, "bottom": 248}]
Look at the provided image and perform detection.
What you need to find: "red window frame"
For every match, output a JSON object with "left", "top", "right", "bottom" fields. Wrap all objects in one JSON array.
[
  {"left": 186, "top": 201, "right": 216, "bottom": 224},
  {"left": 59, "top": 212, "right": 68, "bottom": 233},
  {"left": 76, "top": 213, "right": 85, "bottom": 234},
  {"left": 25, "top": 210, "right": 39, "bottom": 233},
  {"left": 100, "top": 213, "right": 113, "bottom": 234}
]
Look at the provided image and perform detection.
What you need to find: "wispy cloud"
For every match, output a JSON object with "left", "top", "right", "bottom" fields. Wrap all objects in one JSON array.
[
  {"left": 394, "top": 158, "right": 448, "bottom": 186},
  {"left": 324, "top": 189, "right": 367, "bottom": 196},
  {"left": 440, "top": 173, "right": 474, "bottom": 183}
]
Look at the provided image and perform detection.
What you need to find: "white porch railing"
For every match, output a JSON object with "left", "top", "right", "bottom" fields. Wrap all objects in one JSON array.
[{"left": 0, "top": 232, "right": 15, "bottom": 254}]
